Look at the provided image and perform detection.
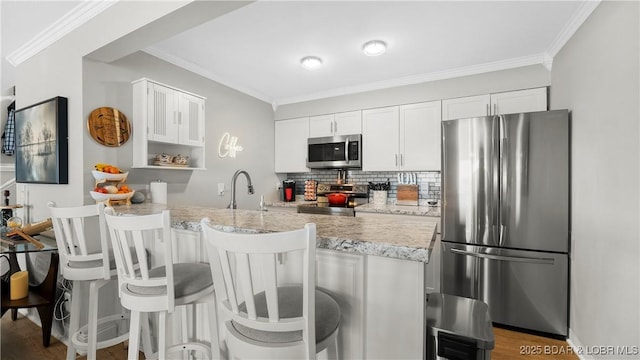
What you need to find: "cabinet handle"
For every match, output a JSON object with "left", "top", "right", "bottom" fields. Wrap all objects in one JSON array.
[
  {"left": 486, "top": 104, "right": 490, "bottom": 115},
  {"left": 334, "top": 120, "right": 338, "bottom": 134},
  {"left": 395, "top": 154, "right": 398, "bottom": 166},
  {"left": 330, "top": 121, "right": 334, "bottom": 134},
  {"left": 178, "top": 112, "right": 182, "bottom": 125},
  {"left": 494, "top": 103, "right": 498, "bottom": 115}
]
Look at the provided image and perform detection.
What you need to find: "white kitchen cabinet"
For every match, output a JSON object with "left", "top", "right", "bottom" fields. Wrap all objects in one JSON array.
[
  {"left": 309, "top": 110, "right": 362, "bottom": 137},
  {"left": 363, "top": 101, "right": 441, "bottom": 171},
  {"left": 362, "top": 106, "right": 400, "bottom": 171},
  {"left": 132, "top": 78, "right": 206, "bottom": 169},
  {"left": 401, "top": 101, "right": 442, "bottom": 171},
  {"left": 490, "top": 87, "right": 548, "bottom": 115},
  {"left": 316, "top": 249, "right": 365, "bottom": 360},
  {"left": 441, "top": 94, "right": 491, "bottom": 121},
  {"left": 365, "top": 255, "right": 425, "bottom": 359},
  {"left": 442, "top": 87, "right": 547, "bottom": 120},
  {"left": 274, "top": 117, "right": 309, "bottom": 173}
]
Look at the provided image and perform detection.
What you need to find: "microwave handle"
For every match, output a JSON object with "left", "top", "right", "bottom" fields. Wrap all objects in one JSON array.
[{"left": 345, "top": 138, "right": 349, "bottom": 161}]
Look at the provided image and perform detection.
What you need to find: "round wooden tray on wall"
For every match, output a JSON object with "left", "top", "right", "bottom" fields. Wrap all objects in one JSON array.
[{"left": 87, "top": 107, "right": 132, "bottom": 147}]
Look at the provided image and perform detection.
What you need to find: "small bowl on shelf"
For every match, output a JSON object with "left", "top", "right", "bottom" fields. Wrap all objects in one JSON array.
[
  {"left": 92, "top": 170, "right": 128, "bottom": 182},
  {"left": 90, "top": 190, "right": 135, "bottom": 203}
]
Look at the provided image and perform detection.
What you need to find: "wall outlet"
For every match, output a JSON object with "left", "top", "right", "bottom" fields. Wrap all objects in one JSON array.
[{"left": 218, "top": 183, "right": 225, "bottom": 196}]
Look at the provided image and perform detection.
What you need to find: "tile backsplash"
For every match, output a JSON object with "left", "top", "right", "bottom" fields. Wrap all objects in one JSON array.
[{"left": 285, "top": 170, "right": 440, "bottom": 200}]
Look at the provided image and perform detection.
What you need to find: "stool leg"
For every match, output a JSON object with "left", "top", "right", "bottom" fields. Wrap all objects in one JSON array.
[
  {"left": 181, "top": 305, "right": 189, "bottom": 359},
  {"left": 141, "top": 312, "right": 154, "bottom": 358},
  {"left": 66, "top": 282, "right": 82, "bottom": 360},
  {"left": 208, "top": 300, "right": 221, "bottom": 360},
  {"left": 326, "top": 332, "right": 339, "bottom": 360},
  {"left": 87, "top": 281, "right": 100, "bottom": 359},
  {"left": 158, "top": 311, "right": 167, "bottom": 360},
  {"left": 128, "top": 310, "right": 142, "bottom": 360}
]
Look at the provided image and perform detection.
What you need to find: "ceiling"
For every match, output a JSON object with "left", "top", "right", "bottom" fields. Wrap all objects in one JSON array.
[{"left": 3, "top": 1, "right": 596, "bottom": 107}]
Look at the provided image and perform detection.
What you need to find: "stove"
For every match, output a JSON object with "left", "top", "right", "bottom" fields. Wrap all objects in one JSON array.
[{"left": 297, "top": 183, "right": 368, "bottom": 217}]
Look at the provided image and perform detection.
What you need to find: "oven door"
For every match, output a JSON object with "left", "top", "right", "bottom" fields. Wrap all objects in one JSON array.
[{"left": 307, "top": 134, "right": 361, "bottom": 169}]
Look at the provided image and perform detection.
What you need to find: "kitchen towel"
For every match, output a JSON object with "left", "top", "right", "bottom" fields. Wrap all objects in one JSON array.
[{"left": 150, "top": 180, "right": 167, "bottom": 204}]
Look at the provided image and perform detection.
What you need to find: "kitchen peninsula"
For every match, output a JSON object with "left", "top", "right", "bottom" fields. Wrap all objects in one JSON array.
[{"left": 112, "top": 203, "right": 438, "bottom": 359}]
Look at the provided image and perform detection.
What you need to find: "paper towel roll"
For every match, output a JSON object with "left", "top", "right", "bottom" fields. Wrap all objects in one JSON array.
[
  {"left": 150, "top": 181, "right": 167, "bottom": 204},
  {"left": 10, "top": 271, "right": 28, "bottom": 300}
]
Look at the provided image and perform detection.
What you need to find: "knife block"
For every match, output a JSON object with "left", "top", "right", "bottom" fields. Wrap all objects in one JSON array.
[{"left": 396, "top": 185, "right": 419, "bottom": 206}]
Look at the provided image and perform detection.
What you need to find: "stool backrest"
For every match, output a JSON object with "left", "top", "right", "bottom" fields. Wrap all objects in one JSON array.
[
  {"left": 200, "top": 219, "right": 316, "bottom": 358},
  {"left": 103, "top": 208, "right": 174, "bottom": 311},
  {"left": 48, "top": 202, "right": 110, "bottom": 280}
]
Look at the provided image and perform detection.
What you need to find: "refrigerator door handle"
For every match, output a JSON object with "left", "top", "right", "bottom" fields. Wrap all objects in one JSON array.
[
  {"left": 499, "top": 115, "right": 508, "bottom": 246},
  {"left": 450, "top": 248, "right": 555, "bottom": 265},
  {"left": 491, "top": 117, "right": 500, "bottom": 242}
]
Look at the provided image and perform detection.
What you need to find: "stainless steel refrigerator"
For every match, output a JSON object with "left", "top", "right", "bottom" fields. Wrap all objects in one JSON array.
[{"left": 440, "top": 109, "right": 569, "bottom": 337}]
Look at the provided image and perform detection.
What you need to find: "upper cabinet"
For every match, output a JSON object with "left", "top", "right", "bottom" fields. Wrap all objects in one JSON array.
[
  {"left": 363, "top": 101, "right": 441, "bottom": 171},
  {"left": 442, "top": 87, "right": 547, "bottom": 120},
  {"left": 309, "top": 110, "right": 362, "bottom": 138},
  {"left": 132, "top": 78, "right": 206, "bottom": 169},
  {"left": 275, "top": 117, "right": 309, "bottom": 173}
]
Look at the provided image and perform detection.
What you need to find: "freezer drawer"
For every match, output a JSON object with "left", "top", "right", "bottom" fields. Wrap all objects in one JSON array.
[{"left": 441, "top": 242, "right": 568, "bottom": 337}]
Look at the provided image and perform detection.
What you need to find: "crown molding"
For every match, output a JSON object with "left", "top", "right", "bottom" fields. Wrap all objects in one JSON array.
[
  {"left": 546, "top": 0, "right": 601, "bottom": 59},
  {"left": 276, "top": 54, "right": 548, "bottom": 105},
  {"left": 6, "top": 0, "right": 117, "bottom": 67},
  {"left": 143, "top": 46, "right": 274, "bottom": 105}
]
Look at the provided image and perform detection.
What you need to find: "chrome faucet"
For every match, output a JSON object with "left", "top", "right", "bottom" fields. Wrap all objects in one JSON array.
[{"left": 227, "top": 169, "right": 254, "bottom": 209}]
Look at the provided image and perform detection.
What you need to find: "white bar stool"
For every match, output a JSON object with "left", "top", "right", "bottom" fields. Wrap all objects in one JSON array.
[
  {"left": 104, "top": 208, "right": 217, "bottom": 360},
  {"left": 200, "top": 220, "right": 341, "bottom": 360},
  {"left": 48, "top": 202, "right": 151, "bottom": 360}
]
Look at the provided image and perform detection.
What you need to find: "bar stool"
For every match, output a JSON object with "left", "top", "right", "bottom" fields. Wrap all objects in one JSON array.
[
  {"left": 200, "top": 219, "right": 341, "bottom": 360},
  {"left": 48, "top": 202, "right": 150, "bottom": 359},
  {"left": 104, "top": 207, "right": 217, "bottom": 360}
]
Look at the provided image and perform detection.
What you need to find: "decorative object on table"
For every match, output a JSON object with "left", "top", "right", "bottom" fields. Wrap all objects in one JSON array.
[
  {"left": 87, "top": 107, "right": 131, "bottom": 147},
  {"left": 304, "top": 179, "right": 317, "bottom": 201},
  {"left": 130, "top": 191, "right": 146, "bottom": 204},
  {"left": 21, "top": 218, "right": 53, "bottom": 235},
  {"left": 5, "top": 228, "right": 45, "bottom": 249},
  {"left": 6, "top": 216, "right": 22, "bottom": 231},
  {"left": 10, "top": 271, "right": 28, "bottom": 300},
  {"left": 14, "top": 96, "right": 68, "bottom": 184},
  {"left": 153, "top": 152, "right": 189, "bottom": 167},
  {"left": 369, "top": 180, "right": 390, "bottom": 205}
]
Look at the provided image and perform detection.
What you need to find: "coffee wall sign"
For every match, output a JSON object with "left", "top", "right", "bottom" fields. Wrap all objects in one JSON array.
[{"left": 218, "top": 132, "right": 243, "bottom": 158}]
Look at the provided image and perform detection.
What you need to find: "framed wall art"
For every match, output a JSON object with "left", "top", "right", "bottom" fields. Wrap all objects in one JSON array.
[{"left": 15, "top": 96, "right": 68, "bottom": 184}]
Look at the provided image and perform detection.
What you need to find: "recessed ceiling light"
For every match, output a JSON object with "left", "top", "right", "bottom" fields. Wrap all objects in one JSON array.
[
  {"left": 300, "top": 56, "right": 323, "bottom": 70},
  {"left": 362, "top": 40, "right": 387, "bottom": 56}
]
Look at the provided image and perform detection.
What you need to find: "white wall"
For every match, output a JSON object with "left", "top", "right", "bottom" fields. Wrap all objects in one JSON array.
[
  {"left": 550, "top": 1, "right": 639, "bottom": 356},
  {"left": 13, "top": 1, "right": 251, "bottom": 220},
  {"left": 275, "top": 64, "right": 550, "bottom": 119},
  {"left": 83, "top": 52, "right": 277, "bottom": 209}
]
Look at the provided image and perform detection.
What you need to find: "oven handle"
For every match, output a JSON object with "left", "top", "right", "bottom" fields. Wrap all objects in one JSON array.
[{"left": 345, "top": 138, "right": 349, "bottom": 161}]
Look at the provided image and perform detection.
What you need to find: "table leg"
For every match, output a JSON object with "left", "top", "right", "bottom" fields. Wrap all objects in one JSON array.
[{"left": 36, "top": 305, "right": 54, "bottom": 347}]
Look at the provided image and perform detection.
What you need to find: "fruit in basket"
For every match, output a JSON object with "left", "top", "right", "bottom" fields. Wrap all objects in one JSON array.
[
  {"left": 117, "top": 184, "right": 131, "bottom": 194},
  {"left": 94, "top": 163, "right": 122, "bottom": 174},
  {"left": 104, "top": 185, "right": 119, "bottom": 194},
  {"left": 93, "top": 186, "right": 108, "bottom": 194}
]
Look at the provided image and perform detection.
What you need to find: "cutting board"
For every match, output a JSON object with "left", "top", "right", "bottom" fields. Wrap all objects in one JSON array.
[{"left": 396, "top": 185, "right": 419, "bottom": 206}]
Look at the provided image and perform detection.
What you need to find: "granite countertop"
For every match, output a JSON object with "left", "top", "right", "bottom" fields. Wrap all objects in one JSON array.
[
  {"left": 356, "top": 202, "right": 441, "bottom": 217},
  {"left": 111, "top": 203, "right": 438, "bottom": 263},
  {"left": 267, "top": 199, "right": 315, "bottom": 208}
]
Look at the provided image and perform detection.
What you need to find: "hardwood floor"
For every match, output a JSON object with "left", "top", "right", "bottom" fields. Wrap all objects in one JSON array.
[{"left": 2, "top": 314, "right": 578, "bottom": 359}]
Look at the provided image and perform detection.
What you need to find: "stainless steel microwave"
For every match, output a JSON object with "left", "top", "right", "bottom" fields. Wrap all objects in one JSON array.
[{"left": 307, "top": 134, "right": 362, "bottom": 169}]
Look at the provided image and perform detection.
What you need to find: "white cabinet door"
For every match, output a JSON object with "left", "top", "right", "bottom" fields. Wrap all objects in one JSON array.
[
  {"left": 400, "top": 101, "right": 442, "bottom": 171},
  {"left": 365, "top": 255, "right": 425, "bottom": 359},
  {"left": 490, "top": 87, "right": 547, "bottom": 115},
  {"left": 333, "top": 110, "right": 362, "bottom": 135},
  {"left": 309, "top": 111, "right": 362, "bottom": 137},
  {"left": 274, "top": 117, "right": 309, "bottom": 173},
  {"left": 308, "top": 114, "right": 334, "bottom": 138},
  {"left": 441, "top": 94, "right": 490, "bottom": 121},
  {"left": 147, "top": 82, "right": 179, "bottom": 144},
  {"left": 178, "top": 93, "right": 205, "bottom": 147},
  {"left": 316, "top": 250, "right": 365, "bottom": 360},
  {"left": 362, "top": 106, "right": 399, "bottom": 171}
]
